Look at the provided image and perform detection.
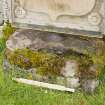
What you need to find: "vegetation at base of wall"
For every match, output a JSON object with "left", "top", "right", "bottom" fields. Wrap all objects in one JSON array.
[
  {"left": 5, "top": 49, "right": 65, "bottom": 76},
  {"left": 2, "top": 21, "right": 16, "bottom": 40},
  {"left": 0, "top": 38, "right": 6, "bottom": 53},
  {"left": 64, "top": 52, "right": 98, "bottom": 79},
  {"left": 0, "top": 21, "right": 16, "bottom": 53},
  {"left": 1, "top": 22, "right": 105, "bottom": 82},
  {"left": 1, "top": 52, "right": 105, "bottom": 105},
  {"left": 1, "top": 23, "right": 105, "bottom": 104},
  {"left": 5, "top": 47, "right": 102, "bottom": 81},
  {"left": 91, "top": 52, "right": 105, "bottom": 80},
  {"left": 4, "top": 65, "right": 34, "bottom": 80}
]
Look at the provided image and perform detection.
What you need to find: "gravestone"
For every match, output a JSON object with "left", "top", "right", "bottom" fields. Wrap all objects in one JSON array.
[
  {"left": 2, "top": 0, "right": 105, "bottom": 37},
  {"left": 2, "top": 0, "right": 105, "bottom": 92}
]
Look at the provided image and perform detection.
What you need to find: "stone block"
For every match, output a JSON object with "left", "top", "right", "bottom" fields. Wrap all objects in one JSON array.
[
  {"left": 82, "top": 79, "right": 99, "bottom": 93},
  {"left": 66, "top": 78, "right": 80, "bottom": 88},
  {"left": 6, "top": 29, "right": 105, "bottom": 55},
  {"left": 4, "top": 29, "right": 105, "bottom": 92},
  {"left": 61, "top": 60, "right": 78, "bottom": 77},
  {"left": 3, "top": 0, "right": 105, "bottom": 36}
]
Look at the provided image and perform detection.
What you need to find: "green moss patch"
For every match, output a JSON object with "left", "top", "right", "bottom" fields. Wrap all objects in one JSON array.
[
  {"left": 3, "top": 21, "right": 16, "bottom": 40},
  {"left": 5, "top": 46, "right": 105, "bottom": 81},
  {"left": 5, "top": 49, "right": 65, "bottom": 76}
]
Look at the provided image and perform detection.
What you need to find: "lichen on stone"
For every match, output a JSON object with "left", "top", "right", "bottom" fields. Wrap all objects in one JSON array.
[{"left": 5, "top": 48, "right": 65, "bottom": 76}]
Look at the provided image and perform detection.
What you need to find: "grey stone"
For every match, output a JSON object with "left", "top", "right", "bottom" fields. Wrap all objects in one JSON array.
[
  {"left": 3, "top": 59, "right": 11, "bottom": 71},
  {"left": 5, "top": 29, "right": 104, "bottom": 92},
  {"left": 6, "top": 34, "right": 32, "bottom": 51},
  {"left": 56, "top": 76, "right": 66, "bottom": 86},
  {"left": 6, "top": 29, "right": 105, "bottom": 55},
  {"left": 80, "top": 64, "right": 102, "bottom": 80},
  {"left": 3, "top": 58, "right": 100, "bottom": 91},
  {"left": 82, "top": 79, "right": 99, "bottom": 93},
  {"left": 34, "top": 74, "right": 49, "bottom": 82},
  {"left": 66, "top": 78, "right": 80, "bottom": 88},
  {"left": 61, "top": 60, "right": 78, "bottom": 77}
]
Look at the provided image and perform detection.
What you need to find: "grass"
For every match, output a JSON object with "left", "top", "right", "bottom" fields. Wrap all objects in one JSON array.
[
  {"left": 1, "top": 72, "right": 105, "bottom": 105},
  {"left": 1, "top": 66, "right": 105, "bottom": 105},
  {"left": 1, "top": 40, "right": 105, "bottom": 105}
]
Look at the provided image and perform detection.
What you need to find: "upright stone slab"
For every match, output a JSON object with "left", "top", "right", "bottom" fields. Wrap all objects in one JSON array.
[
  {"left": 3, "top": 0, "right": 105, "bottom": 93},
  {"left": 3, "top": 0, "right": 105, "bottom": 37}
]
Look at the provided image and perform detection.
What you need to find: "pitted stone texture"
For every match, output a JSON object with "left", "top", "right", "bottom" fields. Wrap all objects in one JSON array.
[
  {"left": 3, "top": 51, "right": 99, "bottom": 91},
  {"left": 5, "top": 29, "right": 104, "bottom": 92},
  {"left": 3, "top": 58, "right": 80, "bottom": 88},
  {"left": 66, "top": 78, "right": 80, "bottom": 88},
  {"left": 82, "top": 79, "right": 99, "bottom": 93},
  {"left": 56, "top": 77, "right": 66, "bottom": 86},
  {"left": 61, "top": 60, "right": 78, "bottom": 77},
  {"left": 6, "top": 29, "right": 105, "bottom": 55}
]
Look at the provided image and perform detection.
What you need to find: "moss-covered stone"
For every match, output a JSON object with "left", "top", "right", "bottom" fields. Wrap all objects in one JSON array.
[
  {"left": 4, "top": 29, "right": 105, "bottom": 92},
  {"left": 3, "top": 21, "right": 16, "bottom": 40},
  {"left": 5, "top": 48, "right": 65, "bottom": 76},
  {"left": 5, "top": 46, "right": 104, "bottom": 79}
]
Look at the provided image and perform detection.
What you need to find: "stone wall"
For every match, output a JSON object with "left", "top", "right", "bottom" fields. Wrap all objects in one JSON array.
[
  {"left": 4, "top": 29, "right": 105, "bottom": 93},
  {"left": 1, "top": 0, "right": 105, "bottom": 93}
]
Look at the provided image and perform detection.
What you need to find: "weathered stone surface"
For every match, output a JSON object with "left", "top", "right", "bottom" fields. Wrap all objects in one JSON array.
[
  {"left": 3, "top": 58, "right": 80, "bottom": 88},
  {"left": 56, "top": 76, "right": 66, "bottom": 86},
  {"left": 20, "top": 0, "right": 95, "bottom": 17},
  {"left": 6, "top": 29, "right": 105, "bottom": 55},
  {"left": 61, "top": 60, "right": 78, "bottom": 77},
  {"left": 82, "top": 79, "right": 99, "bottom": 93},
  {"left": 5, "top": 29, "right": 104, "bottom": 92},
  {"left": 4, "top": 51, "right": 100, "bottom": 92},
  {"left": 7, "top": 0, "right": 104, "bottom": 34},
  {"left": 66, "top": 78, "right": 80, "bottom": 88},
  {"left": 80, "top": 64, "right": 101, "bottom": 80}
]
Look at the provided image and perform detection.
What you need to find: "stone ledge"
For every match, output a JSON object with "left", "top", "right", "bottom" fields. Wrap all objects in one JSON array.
[
  {"left": 13, "top": 23, "right": 104, "bottom": 38},
  {"left": 6, "top": 29, "right": 105, "bottom": 55},
  {"left": 4, "top": 29, "right": 105, "bottom": 93}
]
